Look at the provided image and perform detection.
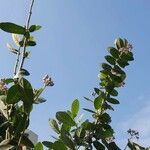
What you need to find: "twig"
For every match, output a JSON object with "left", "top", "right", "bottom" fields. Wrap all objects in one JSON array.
[
  {"left": 13, "top": 47, "right": 21, "bottom": 76},
  {"left": 19, "top": 0, "right": 35, "bottom": 71}
]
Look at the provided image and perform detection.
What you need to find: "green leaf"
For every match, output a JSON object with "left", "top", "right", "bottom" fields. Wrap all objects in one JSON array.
[
  {"left": 27, "top": 41, "right": 36, "bottom": 46},
  {"left": 0, "top": 22, "right": 26, "bottom": 34},
  {"left": 61, "top": 123, "right": 71, "bottom": 132},
  {"left": 71, "top": 99, "right": 79, "bottom": 118},
  {"left": 13, "top": 113, "right": 28, "bottom": 136},
  {"left": 34, "top": 97, "right": 46, "bottom": 104},
  {"left": 53, "top": 141, "right": 67, "bottom": 150},
  {"left": 101, "top": 128, "right": 114, "bottom": 139},
  {"left": 83, "top": 108, "right": 95, "bottom": 113},
  {"left": 34, "top": 88, "right": 44, "bottom": 100},
  {"left": 117, "top": 59, "right": 129, "bottom": 68},
  {"left": 105, "top": 55, "right": 116, "bottom": 65},
  {"left": 34, "top": 142, "right": 43, "bottom": 150},
  {"left": 4, "top": 78, "right": 14, "bottom": 84},
  {"left": 29, "top": 25, "right": 42, "bottom": 32},
  {"left": 107, "top": 47, "right": 119, "bottom": 58},
  {"left": 19, "top": 69, "right": 30, "bottom": 76},
  {"left": 127, "top": 52, "right": 134, "bottom": 61},
  {"left": 120, "top": 51, "right": 134, "bottom": 62},
  {"left": 110, "top": 89, "right": 118, "bottom": 97},
  {"left": 84, "top": 97, "right": 93, "bottom": 103},
  {"left": 105, "top": 103, "right": 114, "bottom": 111},
  {"left": 123, "top": 38, "right": 128, "bottom": 47},
  {"left": 6, "top": 84, "right": 21, "bottom": 104},
  {"left": 19, "top": 40, "right": 24, "bottom": 47},
  {"left": 20, "top": 78, "right": 34, "bottom": 103},
  {"left": 20, "top": 134, "right": 34, "bottom": 148},
  {"left": 101, "top": 63, "right": 112, "bottom": 71},
  {"left": 42, "top": 141, "right": 53, "bottom": 148},
  {"left": 114, "top": 38, "right": 124, "bottom": 49},
  {"left": 20, "top": 78, "right": 34, "bottom": 113},
  {"left": 100, "top": 113, "right": 111, "bottom": 124},
  {"left": 93, "top": 141, "right": 105, "bottom": 150},
  {"left": 49, "top": 119, "right": 60, "bottom": 134},
  {"left": 107, "top": 98, "right": 120, "bottom": 104},
  {"left": 94, "top": 96, "right": 103, "bottom": 110},
  {"left": 113, "top": 65, "right": 125, "bottom": 75},
  {"left": 94, "top": 88, "right": 101, "bottom": 95},
  {"left": 56, "top": 111, "right": 76, "bottom": 126},
  {"left": 60, "top": 130, "right": 75, "bottom": 150}
]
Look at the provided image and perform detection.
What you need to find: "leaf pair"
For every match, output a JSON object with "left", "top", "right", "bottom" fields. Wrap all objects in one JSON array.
[{"left": 0, "top": 22, "right": 41, "bottom": 34}]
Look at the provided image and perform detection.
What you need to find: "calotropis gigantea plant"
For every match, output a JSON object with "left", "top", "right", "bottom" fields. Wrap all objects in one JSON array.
[
  {"left": 0, "top": 0, "right": 54, "bottom": 149},
  {"left": 42, "top": 38, "right": 149, "bottom": 150},
  {"left": 0, "top": 1, "right": 150, "bottom": 150}
]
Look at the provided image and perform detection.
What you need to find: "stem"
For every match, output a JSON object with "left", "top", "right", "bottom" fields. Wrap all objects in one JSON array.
[
  {"left": 16, "top": 0, "right": 35, "bottom": 148},
  {"left": 13, "top": 47, "right": 21, "bottom": 76},
  {"left": 26, "top": 0, "right": 35, "bottom": 30},
  {"left": 124, "top": 138, "right": 131, "bottom": 150},
  {"left": 19, "top": 0, "right": 35, "bottom": 71},
  {"left": 124, "top": 144, "right": 128, "bottom": 150}
]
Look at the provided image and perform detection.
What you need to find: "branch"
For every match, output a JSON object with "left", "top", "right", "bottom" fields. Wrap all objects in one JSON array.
[{"left": 19, "top": 0, "right": 35, "bottom": 71}]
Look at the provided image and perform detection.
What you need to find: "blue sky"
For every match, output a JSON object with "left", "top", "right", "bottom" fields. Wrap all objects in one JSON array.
[{"left": 0, "top": 0, "right": 150, "bottom": 148}]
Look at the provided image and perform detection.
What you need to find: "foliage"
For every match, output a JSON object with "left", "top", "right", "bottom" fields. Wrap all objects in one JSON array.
[
  {"left": 43, "top": 38, "right": 139, "bottom": 150},
  {"left": 0, "top": 0, "right": 149, "bottom": 150},
  {"left": 0, "top": 0, "right": 54, "bottom": 149}
]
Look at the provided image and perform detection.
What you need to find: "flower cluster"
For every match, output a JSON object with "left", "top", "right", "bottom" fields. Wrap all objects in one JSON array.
[
  {"left": 119, "top": 43, "right": 133, "bottom": 54},
  {"left": 43, "top": 75, "right": 54, "bottom": 87},
  {"left": 0, "top": 79, "right": 7, "bottom": 93},
  {"left": 127, "top": 129, "right": 139, "bottom": 140}
]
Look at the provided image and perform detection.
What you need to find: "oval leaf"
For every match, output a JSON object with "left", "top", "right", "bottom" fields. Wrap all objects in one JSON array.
[
  {"left": 6, "top": 84, "right": 21, "bottom": 104},
  {"left": 27, "top": 41, "right": 36, "bottom": 46},
  {"left": 34, "top": 97, "right": 46, "bottom": 104},
  {"left": 34, "top": 142, "right": 43, "bottom": 150},
  {"left": 110, "top": 89, "right": 118, "bottom": 97},
  {"left": 105, "top": 55, "right": 116, "bottom": 65},
  {"left": 0, "top": 22, "right": 26, "bottom": 34},
  {"left": 42, "top": 141, "right": 53, "bottom": 148},
  {"left": 107, "top": 47, "right": 119, "bottom": 59},
  {"left": 19, "top": 69, "right": 30, "bottom": 76},
  {"left": 107, "top": 98, "right": 120, "bottom": 104},
  {"left": 56, "top": 111, "right": 76, "bottom": 126},
  {"left": 94, "top": 96, "right": 103, "bottom": 110},
  {"left": 71, "top": 99, "right": 79, "bottom": 118},
  {"left": 29, "top": 25, "right": 42, "bottom": 32},
  {"left": 49, "top": 119, "right": 60, "bottom": 134},
  {"left": 53, "top": 141, "right": 67, "bottom": 150},
  {"left": 83, "top": 108, "right": 95, "bottom": 114},
  {"left": 114, "top": 38, "right": 124, "bottom": 49},
  {"left": 4, "top": 78, "right": 14, "bottom": 84}
]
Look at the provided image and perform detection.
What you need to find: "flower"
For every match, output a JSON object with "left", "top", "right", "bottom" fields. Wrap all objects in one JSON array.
[
  {"left": 119, "top": 43, "right": 133, "bottom": 54},
  {"left": 0, "top": 79, "right": 7, "bottom": 93},
  {"left": 43, "top": 74, "right": 54, "bottom": 86},
  {"left": 127, "top": 129, "right": 139, "bottom": 140}
]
